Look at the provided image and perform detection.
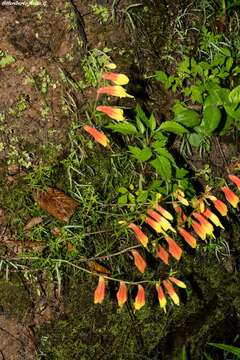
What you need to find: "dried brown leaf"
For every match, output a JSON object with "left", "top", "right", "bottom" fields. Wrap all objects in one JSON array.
[{"left": 33, "top": 187, "right": 78, "bottom": 222}]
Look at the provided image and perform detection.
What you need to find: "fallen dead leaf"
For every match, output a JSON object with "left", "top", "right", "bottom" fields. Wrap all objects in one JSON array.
[
  {"left": 24, "top": 217, "right": 43, "bottom": 231},
  {"left": 33, "top": 187, "right": 78, "bottom": 222},
  {"left": 87, "top": 260, "right": 110, "bottom": 275}
]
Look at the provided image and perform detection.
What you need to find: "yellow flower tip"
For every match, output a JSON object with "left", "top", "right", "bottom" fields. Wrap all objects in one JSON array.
[
  {"left": 178, "top": 227, "right": 197, "bottom": 248},
  {"left": 105, "top": 62, "right": 117, "bottom": 70},
  {"left": 169, "top": 276, "right": 187, "bottom": 289},
  {"left": 102, "top": 72, "right": 129, "bottom": 85},
  {"left": 163, "top": 280, "right": 180, "bottom": 306},
  {"left": 97, "top": 86, "right": 134, "bottom": 99},
  {"left": 117, "top": 281, "right": 128, "bottom": 308},
  {"left": 96, "top": 105, "right": 125, "bottom": 121},
  {"left": 155, "top": 204, "right": 174, "bottom": 221},
  {"left": 83, "top": 125, "right": 110, "bottom": 148},
  {"left": 203, "top": 208, "right": 224, "bottom": 229},
  {"left": 94, "top": 276, "right": 106, "bottom": 304},
  {"left": 229, "top": 174, "right": 240, "bottom": 190},
  {"left": 191, "top": 220, "right": 207, "bottom": 240},
  {"left": 131, "top": 249, "right": 147, "bottom": 273},
  {"left": 213, "top": 198, "right": 228, "bottom": 216},
  {"left": 222, "top": 186, "right": 239, "bottom": 208},
  {"left": 156, "top": 284, "right": 167, "bottom": 312},
  {"left": 134, "top": 285, "right": 145, "bottom": 310},
  {"left": 128, "top": 223, "right": 148, "bottom": 247},
  {"left": 145, "top": 216, "right": 162, "bottom": 233}
]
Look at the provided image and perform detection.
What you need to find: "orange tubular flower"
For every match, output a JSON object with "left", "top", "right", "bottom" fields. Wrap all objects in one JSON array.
[
  {"left": 164, "top": 237, "right": 182, "bottom": 261},
  {"left": 163, "top": 280, "right": 180, "bottom": 305},
  {"left": 83, "top": 125, "right": 109, "bottom": 147},
  {"left": 178, "top": 227, "right": 197, "bottom": 248},
  {"left": 212, "top": 198, "right": 228, "bottom": 216},
  {"left": 128, "top": 223, "right": 148, "bottom": 248},
  {"left": 97, "top": 85, "right": 134, "bottom": 98},
  {"left": 134, "top": 285, "right": 145, "bottom": 310},
  {"left": 131, "top": 250, "right": 147, "bottom": 273},
  {"left": 96, "top": 105, "right": 125, "bottom": 121},
  {"left": 229, "top": 174, "right": 240, "bottom": 190},
  {"left": 102, "top": 72, "right": 129, "bottom": 85},
  {"left": 172, "top": 202, "right": 187, "bottom": 225},
  {"left": 203, "top": 208, "right": 224, "bottom": 229},
  {"left": 145, "top": 217, "right": 162, "bottom": 233},
  {"left": 193, "top": 213, "right": 214, "bottom": 236},
  {"left": 157, "top": 246, "right": 169, "bottom": 265},
  {"left": 94, "top": 276, "right": 106, "bottom": 304},
  {"left": 222, "top": 186, "right": 239, "bottom": 208},
  {"left": 169, "top": 276, "right": 187, "bottom": 289},
  {"left": 191, "top": 220, "right": 207, "bottom": 240},
  {"left": 117, "top": 281, "right": 128, "bottom": 308},
  {"left": 155, "top": 204, "right": 173, "bottom": 221},
  {"left": 156, "top": 284, "right": 167, "bottom": 312},
  {"left": 146, "top": 210, "right": 176, "bottom": 233}
]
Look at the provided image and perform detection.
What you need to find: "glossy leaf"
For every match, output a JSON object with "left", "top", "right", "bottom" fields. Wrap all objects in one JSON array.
[
  {"left": 202, "top": 105, "right": 221, "bottom": 134},
  {"left": 159, "top": 121, "right": 188, "bottom": 134}
]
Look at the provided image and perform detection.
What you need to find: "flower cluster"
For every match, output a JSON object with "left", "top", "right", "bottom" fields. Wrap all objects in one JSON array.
[
  {"left": 82, "top": 61, "right": 240, "bottom": 312},
  {"left": 83, "top": 62, "right": 133, "bottom": 147}
]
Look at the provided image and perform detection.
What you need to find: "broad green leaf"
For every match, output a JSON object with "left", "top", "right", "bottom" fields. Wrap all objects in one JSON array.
[
  {"left": 208, "top": 343, "right": 240, "bottom": 357},
  {"left": 154, "top": 147, "right": 176, "bottom": 165},
  {"left": 175, "top": 109, "right": 200, "bottom": 128},
  {"left": 136, "top": 118, "right": 145, "bottom": 134},
  {"left": 118, "top": 194, "right": 128, "bottom": 205},
  {"left": 117, "top": 187, "right": 128, "bottom": 194},
  {"left": 155, "top": 70, "right": 168, "bottom": 84},
  {"left": 158, "top": 121, "right": 188, "bottom": 134},
  {"left": 226, "top": 57, "right": 233, "bottom": 72},
  {"left": 135, "top": 104, "right": 148, "bottom": 125},
  {"left": 188, "top": 133, "right": 204, "bottom": 147},
  {"left": 128, "top": 146, "right": 152, "bottom": 162},
  {"left": 152, "top": 139, "right": 167, "bottom": 151},
  {"left": 150, "top": 156, "right": 172, "bottom": 180},
  {"left": 107, "top": 122, "right": 137, "bottom": 135},
  {"left": 175, "top": 167, "right": 189, "bottom": 179},
  {"left": 190, "top": 85, "right": 203, "bottom": 103},
  {"left": 202, "top": 104, "right": 221, "bottom": 134},
  {"left": 149, "top": 113, "right": 156, "bottom": 131},
  {"left": 219, "top": 47, "right": 231, "bottom": 57},
  {"left": 229, "top": 85, "right": 240, "bottom": 105},
  {"left": 136, "top": 190, "right": 148, "bottom": 203}
]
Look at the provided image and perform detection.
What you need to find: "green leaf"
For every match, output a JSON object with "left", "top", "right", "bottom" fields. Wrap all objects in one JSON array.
[
  {"left": 208, "top": 343, "right": 240, "bottom": 357},
  {"left": 155, "top": 70, "right": 168, "bottom": 84},
  {"left": 136, "top": 190, "right": 148, "bottom": 203},
  {"left": 158, "top": 121, "right": 188, "bottom": 134},
  {"left": 150, "top": 156, "right": 172, "bottom": 180},
  {"left": 149, "top": 113, "right": 156, "bottom": 131},
  {"left": 190, "top": 85, "right": 204, "bottom": 104},
  {"left": 175, "top": 108, "right": 200, "bottom": 128},
  {"left": 118, "top": 194, "right": 128, "bottom": 205},
  {"left": 202, "top": 104, "right": 221, "bottom": 134},
  {"left": 188, "top": 133, "right": 204, "bottom": 147},
  {"left": 0, "top": 52, "right": 16, "bottom": 68},
  {"left": 226, "top": 57, "right": 233, "bottom": 72},
  {"left": 154, "top": 147, "right": 176, "bottom": 165},
  {"left": 219, "top": 47, "right": 231, "bottom": 57},
  {"left": 229, "top": 85, "right": 240, "bottom": 105},
  {"left": 135, "top": 104, "right": 148, "bottom": 125},
  {"left": 128, "top": 146, "right": 152, "bottom": 162},
  {"left": 117, "top": 187, "right": 128, "bottom": 194},
  {"left": 136, "top": 118, "right": 145, "bottom": 134},
  {"left": 203, "top": 353, "right": 214, "bottom": 360},
  {"left": 107, "top": 122, "right": 137, "bottom": 135}
]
